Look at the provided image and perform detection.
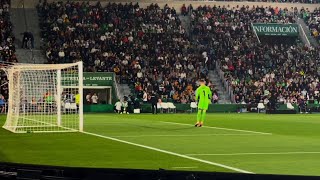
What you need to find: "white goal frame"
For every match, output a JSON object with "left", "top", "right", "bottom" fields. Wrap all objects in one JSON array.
[{"left": 2, "top": 61, "right": 83, "bottom": 133}]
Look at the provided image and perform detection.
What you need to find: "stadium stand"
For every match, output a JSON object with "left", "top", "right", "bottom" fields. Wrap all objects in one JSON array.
[
  {"left": 37, "top": 1, "right": 218, "bottom": 104},
  {"left": 0, "top": 0, "right": 16, "bottom": 102},
  {"left": 37, "top": 0, "right": 320, "bottom": 106},
  {"left": 190, "top": 5, "right": 320, "bottom": 105}
]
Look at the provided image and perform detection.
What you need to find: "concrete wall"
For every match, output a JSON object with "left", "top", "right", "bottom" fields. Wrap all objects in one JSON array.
[{"left": 11, "top": 0, "right": 320, "bottom": 11}]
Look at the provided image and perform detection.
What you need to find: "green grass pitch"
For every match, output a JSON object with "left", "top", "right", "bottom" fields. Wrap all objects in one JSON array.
[{"left": 1, "top": 113, "right": 320, "bottom": 176}]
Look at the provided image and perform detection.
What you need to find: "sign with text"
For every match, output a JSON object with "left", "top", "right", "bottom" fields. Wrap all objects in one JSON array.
[
  {"left": 62, "top": 72, "right": 114, "bottom": 86},
  {"left": 252, "top": 23, "right": 299, "bottom": 36}
]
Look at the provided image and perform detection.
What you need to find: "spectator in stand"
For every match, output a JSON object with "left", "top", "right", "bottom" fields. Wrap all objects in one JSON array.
[
  {"left": 21, "top": 32, "right": 34, "bottom": 49},
  {"left": 181, "top": 4, "right": 187, "bottom": 16}
]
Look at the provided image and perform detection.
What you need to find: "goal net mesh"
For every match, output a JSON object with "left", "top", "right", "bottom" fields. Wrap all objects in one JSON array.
[{"left": 2, "top": 62, "right": 83, "bottom": 133}]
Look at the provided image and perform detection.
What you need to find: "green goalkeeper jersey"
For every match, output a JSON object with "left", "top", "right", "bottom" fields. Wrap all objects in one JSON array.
[{"left": 195, "top": 85, "right": 212, "bottom": 110}]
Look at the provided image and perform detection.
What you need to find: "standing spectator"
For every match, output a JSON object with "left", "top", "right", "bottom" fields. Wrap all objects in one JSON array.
[
  {"left": 21, "top": 32, "right": 29, "bottom": 49},
  {"left": 143, "top": 91, "right": 148, "bottom": 102},
  {"left": 181, "top": 4, "right": 187, "bottom": 16},
  {"left": 75, "top": 92, "right": 80, "bottom": 111},
  {"left": 0, "top": 95, "right": 5, "bottom": 113},
  {"left": 45, "top": 91, "right": 53, "bottom": 113},
  {"left": 122, "top": 97, "right": 129, "bottom": 114},
  {"left": 21, "top": 32, "right": 34, "bottom": 49},
  {"left": 30, "top": 97, "right": 37, "bottom": 112},
  {"left": 212, "top": 93, "right": 219, "bottom": 104},
  {"left": 86, "top": 93, "right": 91, "bottom": 104},
  {"left": 114, "top": 99, "right": 122, "bottom": 114},
  {"left": 150, "top": 92, "right": 158, "bottom": 114},
  {"left": 91, "top": 93, "right": 98, "bottom": 104}
]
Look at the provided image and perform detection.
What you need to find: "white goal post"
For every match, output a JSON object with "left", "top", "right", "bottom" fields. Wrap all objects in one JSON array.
[{"left": 2, "top": 61, "right": 83, "bottom": 133}]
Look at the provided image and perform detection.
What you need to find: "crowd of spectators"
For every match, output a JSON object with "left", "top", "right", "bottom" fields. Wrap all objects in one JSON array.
[
  {"left": 38, "top": 1, "right": 219, "bottom": 104},
  {"left": 303, "top": 8, "right": 320, "bottom": 43},
  {"left": 214, "top": 0, "right": 318, "bottom": 3},
  {"left": 0, "top": 0, "right": 16, "bottom": 105},
  {"left": 191, "top": 5, "right": 320, "bottom": 105},
  {"left": 0, "top": 0, "right": 14, "bottom": 63},
  {"left": 37, "top": 0, "right": 320, "bottom": 105}
]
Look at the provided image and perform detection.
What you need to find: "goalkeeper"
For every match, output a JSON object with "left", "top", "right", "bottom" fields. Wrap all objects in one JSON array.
[{"left": 195, "top": 79, "right": 212, "bottom": 127}]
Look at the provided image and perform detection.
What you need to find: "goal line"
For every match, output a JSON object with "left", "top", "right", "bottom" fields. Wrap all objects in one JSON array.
[{"left": 2, "top": 117, "right": 78, "bottom": 133}]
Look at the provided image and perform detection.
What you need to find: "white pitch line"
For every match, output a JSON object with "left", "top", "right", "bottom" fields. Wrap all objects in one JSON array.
[
  {"left": 111, "top": 134, "right": 256, "bottom": 138},
  {"left": 186, "top": 152, "right": 320, "bottom": 156},
  {"left": 82, "top": 131, "right": 254, "bottom": 174},
  {"left": 160, "top": 121, "right": 272, "bottom": 135}
]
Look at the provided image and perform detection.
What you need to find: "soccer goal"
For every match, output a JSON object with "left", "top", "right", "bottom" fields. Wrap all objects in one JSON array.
[{"left": 2, "top": 61, "right": 83, "bottom": 133}]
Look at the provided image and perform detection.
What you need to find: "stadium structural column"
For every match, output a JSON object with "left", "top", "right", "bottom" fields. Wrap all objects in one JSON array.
[{"left": 56, "top": 69, "right": 61, "bottom": 126}]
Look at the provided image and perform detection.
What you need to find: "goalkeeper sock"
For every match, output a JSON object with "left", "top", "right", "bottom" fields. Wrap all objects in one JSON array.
[
  {"left": 197, "top": 109, "right": 202, "bottom": 123},
  {"left": 200, "top": 110, "right": 207, "bottom": 125}
]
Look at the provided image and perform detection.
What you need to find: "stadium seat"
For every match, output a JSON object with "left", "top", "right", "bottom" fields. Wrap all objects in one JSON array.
[
  {"left": 157, "top": 103, "right": 162, "bottom": 113},
  {"left": 70, "top": 103, "right": 77, "bottom": 110},
  {"left": 133, "top": 109, "right": 140, "bottom": 114},
  {"left": 161, "top": 103, "right": 169, "bottom": 113},
  {"left": 287, "top": 103, "right": 295, "bottom": 110},
  {"left": 64, "top": 103, "right": 71, "bottom": 109},
  {"left": 190, "top": 102, "right": 197, "bottom": 113},
  {"left": 257, "top": 103, "right": 265, "bottom": 113},
  {"left": 167, "top": 102, "right": 176, "bottom": 113}
]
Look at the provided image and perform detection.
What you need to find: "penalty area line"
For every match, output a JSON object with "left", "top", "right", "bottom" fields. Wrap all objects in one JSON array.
[
  {"left": 82, "top": 131, "right": 254, "bottom": 174},
  {"left": 160, "top": 121, "right": 272, "bottom": 135}
]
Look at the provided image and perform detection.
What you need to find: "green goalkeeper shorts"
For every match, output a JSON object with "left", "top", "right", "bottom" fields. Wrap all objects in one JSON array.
[{"left": 198, "top": 103, "right": 209, "bottom": 110}]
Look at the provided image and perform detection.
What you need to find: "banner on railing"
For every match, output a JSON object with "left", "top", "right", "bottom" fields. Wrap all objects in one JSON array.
[
  {"left": 62, "top": 72, "right": 114, "bottom": 86},
  {"left": 252, "top": 23, "right": 299, "bottom": 36}
]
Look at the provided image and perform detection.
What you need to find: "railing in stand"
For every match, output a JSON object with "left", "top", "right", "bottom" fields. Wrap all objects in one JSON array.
[
  {"left": 113, "top": 74, "right": 121, "bottom": 101},
  {"left": 215, "top": 61, "right": 235, "bottom": 103}
]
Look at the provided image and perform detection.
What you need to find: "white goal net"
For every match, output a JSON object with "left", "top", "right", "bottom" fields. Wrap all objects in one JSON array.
[{"left": 2, "top": 61, "right": 83, "bottom": 133}]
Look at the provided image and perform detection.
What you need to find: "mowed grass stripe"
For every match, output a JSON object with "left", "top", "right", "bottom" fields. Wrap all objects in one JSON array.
[
  {"left": 90, "top": 114, "right": 272, "bottom": 135},
  {"left": 88, "top": 115, "right": 270, "bottom": 135},
  {"left": 82, "top": 131, "right": 254, "bottom": 174},
  {"left": 3, "top": 114, "right": 320, "bottom": 175},
  {"left": 0, "top": 122, "right": 231, "bottom": 171}
]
